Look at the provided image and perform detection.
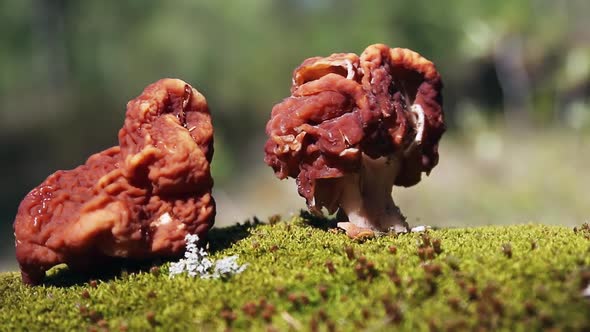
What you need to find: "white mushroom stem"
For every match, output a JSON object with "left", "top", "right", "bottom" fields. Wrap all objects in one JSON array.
[
  {"left": 405, "top": 103, "right": 425, "bottom": 156},
  {"left": 344, "top": 60, "right": 355, "bottom": 80},
  {"left": 411, "top": 104, "right": 425, "bottom": 144},
  {"left": 314, "top": 153, "right": 409, "bottom": 233}
]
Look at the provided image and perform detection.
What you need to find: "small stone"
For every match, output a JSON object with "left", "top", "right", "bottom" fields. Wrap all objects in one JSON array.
[{"left": 411, "top": 225, "right": 430, "bottom": 233}]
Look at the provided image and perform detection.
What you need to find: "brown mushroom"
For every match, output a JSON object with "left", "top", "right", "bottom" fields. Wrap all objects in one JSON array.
[
  {"left": 264, "top": 44, "right": 445, "bottom": 237},
  {"left": 13, "top": 79, "right": 215, "bottom": 285}
]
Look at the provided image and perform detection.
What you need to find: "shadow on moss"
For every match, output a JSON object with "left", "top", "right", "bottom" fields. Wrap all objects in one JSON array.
[
  {"left": 208, "top": 219, "right": 258, "bottom": 254},
  {"left": 41, "top": 212, "right": 339, "bottom": 287},
  {"left": 40, "top": 221, "right": 260, "bottom": 287},
  {"left": 43, "top": 258, "right": 163, "bottom": 288},
  {"left": 208, "top": 210, "right": 339, "bottom": 254},
  {"left": 298, "top": 210, "right": 339, "bottom": 230}
]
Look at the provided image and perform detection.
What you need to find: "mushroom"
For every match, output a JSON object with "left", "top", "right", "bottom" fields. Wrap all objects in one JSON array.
[
  {"left": 13, "top": 79, "right": 215, "bottom": 285},
  {"left": 264, "top": 44, "right": 445, "bottom": 237}
]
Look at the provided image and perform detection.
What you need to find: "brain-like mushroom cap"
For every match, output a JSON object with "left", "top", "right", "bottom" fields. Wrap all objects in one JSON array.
[
  {"left": 13, "top": 79, "right": 215, "bottom": 285},
  {"left": 264, "top": 44, "right": 445, "bottom": 207}
]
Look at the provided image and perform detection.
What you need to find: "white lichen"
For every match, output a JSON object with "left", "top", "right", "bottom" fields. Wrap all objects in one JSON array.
[
  {"left": 208, "top": 255, "right": 248, "bottom": 279},
  {"left": 169, "top": 234, "right": 247, "bottom": 279}
]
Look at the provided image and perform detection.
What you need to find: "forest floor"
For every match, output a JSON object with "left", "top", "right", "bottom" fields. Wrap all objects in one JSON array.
[{"left": 1, "top": 214, "right": 589, "bottom": 331}]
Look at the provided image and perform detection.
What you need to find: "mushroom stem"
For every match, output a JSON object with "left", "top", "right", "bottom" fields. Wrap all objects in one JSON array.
[{"left": 327, "top": 153, "right": 408, "bottom": 233}]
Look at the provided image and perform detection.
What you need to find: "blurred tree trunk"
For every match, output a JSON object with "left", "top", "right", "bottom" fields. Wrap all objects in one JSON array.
[
  {"left": 31, "top": 0, "right": 70, "bottom": 115},
  {"left": 494, "top": 35, "right": 533, "bottom": 130}
]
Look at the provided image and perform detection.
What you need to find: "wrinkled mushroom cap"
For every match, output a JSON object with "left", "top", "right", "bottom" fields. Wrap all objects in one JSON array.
[
  {"left": 264, "top": 44, "right": 445, "bottom": 206},
  {"left": 13, "top": 78, "right": 215, "bottom": 285}
]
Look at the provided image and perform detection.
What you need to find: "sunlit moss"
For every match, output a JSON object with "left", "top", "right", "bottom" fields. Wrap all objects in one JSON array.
[{"left": 1, "top": 215, "right": 589, "bottom": 331}]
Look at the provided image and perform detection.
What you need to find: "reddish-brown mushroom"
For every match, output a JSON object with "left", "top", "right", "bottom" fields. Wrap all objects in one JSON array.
[
  {"left": 264, "top": 44, "right": 445, "bottom": 237},
  {"left": 13, "top": 79, "right": 215, "bottom": 285}
]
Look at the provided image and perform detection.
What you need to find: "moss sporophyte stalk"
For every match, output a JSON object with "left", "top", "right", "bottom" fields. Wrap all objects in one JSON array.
[{"left": 1, "top": 216, "right": 589, "bottom": 331}]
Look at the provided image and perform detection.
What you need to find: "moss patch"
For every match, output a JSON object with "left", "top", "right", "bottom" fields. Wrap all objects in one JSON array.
[{"left": 1, "top": 215, "right": 589, "bottom": 331}]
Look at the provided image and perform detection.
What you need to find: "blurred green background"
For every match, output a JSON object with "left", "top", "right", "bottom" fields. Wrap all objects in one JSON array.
[{"left": 1, "top": 0, "right": 589, "bottom": 271}]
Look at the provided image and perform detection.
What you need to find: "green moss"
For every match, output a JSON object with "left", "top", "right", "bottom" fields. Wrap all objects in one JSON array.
[{"left": 1, "top": 215, "right": 589, "bottom": 331}]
